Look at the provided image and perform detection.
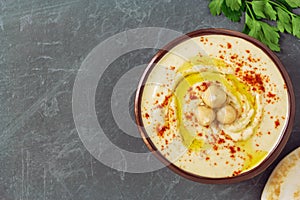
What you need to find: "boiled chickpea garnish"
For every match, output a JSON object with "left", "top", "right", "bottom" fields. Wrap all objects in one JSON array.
[
  {"left": 202, "top": 85, "right": 227, "bottom": 108},
  {"left": 217, "top": 105, "right": 237, "bottom": 124},
  {"left": 197, "top": 106, "right": 216, "bottom": 126}
]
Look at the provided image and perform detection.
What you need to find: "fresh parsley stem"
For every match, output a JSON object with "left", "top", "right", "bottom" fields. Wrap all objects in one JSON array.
[
  {"left": 268, "top": 0, "right": 296, "bottom": 17},
  {"left": 245, "top": 0, "right": 296, "bottom": 17},
  {"left": 245, "top": 1, "right": 256, "bottom": 20},
  {"left": 208, "top": 0, "right": 300, "bottom": 52}
]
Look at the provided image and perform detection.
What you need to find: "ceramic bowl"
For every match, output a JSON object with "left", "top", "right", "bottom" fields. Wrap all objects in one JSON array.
[{"left": 135, "top": 29, "right": 295, "bottom": 184}]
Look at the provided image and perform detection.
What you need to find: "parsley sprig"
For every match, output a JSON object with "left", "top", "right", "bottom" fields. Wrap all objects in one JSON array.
[{"left": 208, "top": 0, "right": 300, "bottom": 51}]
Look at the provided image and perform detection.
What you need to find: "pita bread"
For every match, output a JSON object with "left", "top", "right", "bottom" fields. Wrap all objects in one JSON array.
[{"left": 261, "top": 147, "right": 300, "bottom": 200}]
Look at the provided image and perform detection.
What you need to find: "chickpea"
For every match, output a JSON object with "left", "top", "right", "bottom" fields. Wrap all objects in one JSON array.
[
  {"left": 197, "top": 106, "right": 216, "bottom": 126},
  {"left": 202, "top": 85, "right": 227, "bottom": 108},
  {"left": 217, "top": 105, "right": 237, "bottom": 124}
]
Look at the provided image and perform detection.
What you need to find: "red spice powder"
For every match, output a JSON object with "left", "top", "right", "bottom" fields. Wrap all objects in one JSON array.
[
  {"left": 275, "top": 119, "right": 280, "bottom": 128},
  {"left": 231, "top": 54, "right": 238, "bottom": 60},
  {"left": 227, "top": 42, "right": 232, "bottom": 49},
  {"left": 241, "top": 72, "right": 265, "bottom": 92},
  {"left": 225, "top": 134, "right": 232, "bottom": 141},
  {"left": 206, "top": 157, "right": 210, "bottom": 161},
  {"left": 233, "top": 170, "right": 242, "bottom": 176},
  {"left": 247, "top": 56, "right": 254, "bottom": 63},
  {"left": 229, "top": 146, "right": 236, "bottom": 154},
  {"left": 236, "top": 62, "right": 243, "bottom": 67},
  {"left": 218, "top": 138, "right": 226, "bottom": 144},
  {"left": 170, "top": 66, "right": 176, "bottom": 70},
  {"left": 156, "top": 124, "right": 169, "bottom": 137},
  {"left": 159, "top": 95, "right": 171, "bottom": 108},
  {"left": 257, "top": 131, "right": 263, "bottom": 137},
  {"left": 267, "top": 92, "right": 276, "bottom": 98},
  {"left": 145, "top": 113, "right": 150, "bottom": 119},
  {"left": 196, "top": 82, "right": 209, "bottom": 92}
]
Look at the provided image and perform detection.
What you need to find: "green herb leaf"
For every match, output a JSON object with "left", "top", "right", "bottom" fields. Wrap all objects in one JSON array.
[
  {"left": 259, "top": 22, "right": 280, "bottom": 51},
  {"left": 276, "top": 0, "right": 293, "bottom": 9},
  {"left": 252, "top": 1, "right": 266, "bottom": 18},
  {"left": 207, "top": 0, "right": 300, "bottom": 52},
  {"left": 260, "top": 22, "right": 280, "bottom": 43},
  {"left": 285, "top": 0, "right": 300, "bottom": 8},
  {"left": 245, "top": 13, "right": 261, "bottom": 38},
  {"left": 221, "top": 1, "right": 243, "bottom": 22},
  {"left": 263, "top": 40, "right": 281, "bottom": 51},
  {"left": 276, "top": 7, "right": 292, "bottom": 33},
  {"left": 292, "top": 16, "right": 300, "bottom": 38},
  {"left": 209, "top": 0, "right": 224, "bottom": 15},
  {"left": 225, "top": 0, "right": 242, "bottom": 11},
  {"left": 252, "top": 1, "right": 276, "bottom": 20},
  {"left": 245, "top": 12, "right": 254, "bottom": 29},
  {"left": 248, "top": 20, "right": 261, "bottom": 39},
  {"left": 264, "top": 2, "right": 277, "bottom": 20},
  {"left": 245, "top": 12, "right": 280, "bottom": 51}
]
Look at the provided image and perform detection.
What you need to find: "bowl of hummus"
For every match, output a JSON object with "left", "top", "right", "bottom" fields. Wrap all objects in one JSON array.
[{"left": 135, "top": 29, "right": 295, "bottom": 183}]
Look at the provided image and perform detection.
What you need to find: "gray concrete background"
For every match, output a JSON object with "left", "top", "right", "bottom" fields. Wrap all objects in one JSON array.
[{"left": 1, "top": 0, "right": 300, "bottom": 199}]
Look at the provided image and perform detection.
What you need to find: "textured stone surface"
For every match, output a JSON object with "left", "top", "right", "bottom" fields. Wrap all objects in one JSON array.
[{"left": 0, "top": 0, "right": 300, "bottom": 199}]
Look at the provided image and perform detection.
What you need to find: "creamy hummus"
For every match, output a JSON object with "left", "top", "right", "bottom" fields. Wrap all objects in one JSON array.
[{"left": 141, "top": 35, "right": 290, "bottom": 178}]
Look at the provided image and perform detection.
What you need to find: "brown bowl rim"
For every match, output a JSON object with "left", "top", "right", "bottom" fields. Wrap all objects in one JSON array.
[{"left": 134, "top": 28, "right": 295, "bottom": 184}]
